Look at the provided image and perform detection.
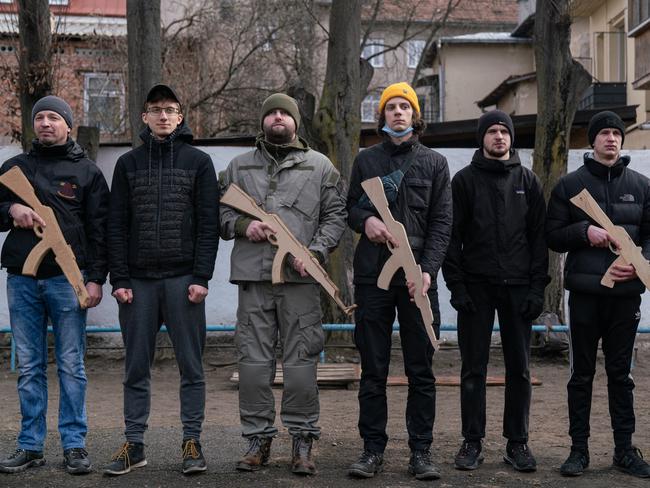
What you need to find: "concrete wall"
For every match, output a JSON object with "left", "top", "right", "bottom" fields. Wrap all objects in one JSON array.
[
  {"left": 496, "top": 78, "right": 537, "bottom": 115},
  {"left": 438, "top": 42, "right": 534, "bottom": 121}
]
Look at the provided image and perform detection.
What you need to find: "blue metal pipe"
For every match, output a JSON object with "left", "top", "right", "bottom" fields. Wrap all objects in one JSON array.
[{"left": 5, "top": 323, "right": 650, "bottom": 373}]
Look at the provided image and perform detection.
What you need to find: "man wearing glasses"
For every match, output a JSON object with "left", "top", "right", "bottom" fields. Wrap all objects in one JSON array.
[{"left": 104, "top": 84, "right": 219, "bottom": 476}]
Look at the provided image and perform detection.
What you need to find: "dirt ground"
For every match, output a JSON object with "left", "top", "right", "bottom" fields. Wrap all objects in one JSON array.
[{"left": 1, "top": 337, "right": 650, "bottom": 487}]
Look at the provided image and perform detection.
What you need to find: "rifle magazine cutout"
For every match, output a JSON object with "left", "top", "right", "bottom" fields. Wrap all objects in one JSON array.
[
  {"left": 570, "top": 188, "right": 650, "bottom": 291},
  {"left": 360, "top": 176, "right": 440, "bottom": 350},
  {"left": 221, "top": 183, "right": 355, "bottom": 315},
  {"left": 0, "top": 166, "right": 90, "bottom": 308}
]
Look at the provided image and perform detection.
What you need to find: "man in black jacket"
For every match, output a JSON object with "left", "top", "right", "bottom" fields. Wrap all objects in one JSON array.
[
  {"left": 104, "top": 84, "right": 219, "bottom": 476},
  {"left": 442, "top": 110, "right": 548, "bottom": 473},
  {"left": 346, "top": 82, "right": 452, "bottom": 480},
  {"left": 0, "top": 95, "right": 109, "bottom": 475},
  {"left": 547, "top": 110, "right": 650, "bottom": 478}
]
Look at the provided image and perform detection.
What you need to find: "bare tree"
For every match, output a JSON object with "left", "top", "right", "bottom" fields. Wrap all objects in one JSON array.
[
  {"left": 17, "top": 0, "right": 52, "bottom": 151},
  {"left": 127, "top": 0, "right": 161, "bottom": 146},
  {"left": 532, "top": 0, "right": 590, "bottom": 323},
  {"left": 309, "top": 0, "right": 361, "bottom": 323}
]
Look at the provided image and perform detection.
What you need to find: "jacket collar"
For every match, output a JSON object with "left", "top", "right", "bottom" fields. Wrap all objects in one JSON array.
[
  {"left": 30, "top": 138, "right": 85, "bottom": 161},
  {"left": 583, "top": 152, "right": 630, "bottom": 179},
  {"left": 470, "top": 149, "right": 521, "bottom": 173}
]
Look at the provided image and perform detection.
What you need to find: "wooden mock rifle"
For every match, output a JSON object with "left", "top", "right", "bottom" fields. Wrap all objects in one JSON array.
[
  {"left": 0, "top": 166, "right": 90, "bottom": 308},
  {"left": 221, "top": 183, "right": 355, "bottom": 315},
  {"left": 360, "top": 176, "right": 440, "bottom": 350},
  {"left": 570, "top": 188, "right": 650, "bottom": 290}
]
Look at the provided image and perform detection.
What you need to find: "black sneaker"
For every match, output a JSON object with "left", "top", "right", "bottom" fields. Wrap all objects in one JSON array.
[
  {"left": 103, "top": 442, "right": 146, "bottom": 476},
  {"left": 348, "top": 450, "right": 384, "bottom": 478},
  {"left": 560, "top": 447, "right": 589, "bottom": 476},
  {"left": 63, "top": 448, "right": 91, "bottom": 475},
  {"left": 0, "top": 449, "right": 45, "bottom": 473},
  {"left": 182, "top": 439, "right": 207, "bottom": 475},
  {"left": 455, "top": 439, "right": 484, "bottom": 470},
  {"left": 408, "top": 449, "right": 441, "bottom": 480},
  {"left": 613, "top": 447, "right": 650, "bottom": 478},
  {"left": 504, "top": 441, "right": 537, "bottom": 472}
]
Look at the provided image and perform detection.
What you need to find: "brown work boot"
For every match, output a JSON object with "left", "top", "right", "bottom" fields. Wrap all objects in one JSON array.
[
  {"left": 236, "top": 437, "right": 272, "bottom": 472},
  {"left": 291, "top": 435, "right": 316, "bottom": 476}
]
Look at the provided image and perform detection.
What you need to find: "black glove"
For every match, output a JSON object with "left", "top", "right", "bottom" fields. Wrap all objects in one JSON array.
[
  {"left": 520, "top": 292, "right": 544, "bottom": 321},
  {"left": 449, "top": 285, "right": 476, "bottom": 314}
]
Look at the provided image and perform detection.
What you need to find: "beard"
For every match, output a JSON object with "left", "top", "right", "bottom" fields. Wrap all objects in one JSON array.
[
  {"left": 484, "top": 145, "right": 509, "bottom": 159},
  {"left": 264, "top": 125, "right": 295, "bottom": 145}
]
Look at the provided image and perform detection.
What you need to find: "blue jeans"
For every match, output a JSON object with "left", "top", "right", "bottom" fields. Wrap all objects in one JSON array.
[{"left": 8, "top": 273, "right": 88, "bottom": 451}]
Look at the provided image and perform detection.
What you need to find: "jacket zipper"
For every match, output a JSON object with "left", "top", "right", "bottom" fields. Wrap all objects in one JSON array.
[{"left": 156, "top": 144, "right": 162, "bottom": 267}]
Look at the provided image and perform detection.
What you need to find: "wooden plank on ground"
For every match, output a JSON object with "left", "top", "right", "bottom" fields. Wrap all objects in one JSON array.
[{"left": 229, "top": 364, "right": 542, "bottom": 388}]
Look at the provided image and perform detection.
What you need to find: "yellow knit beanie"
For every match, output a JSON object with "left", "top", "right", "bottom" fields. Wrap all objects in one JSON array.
[{"left": 378, "top": 82, "right": 420, "bottom": 116}]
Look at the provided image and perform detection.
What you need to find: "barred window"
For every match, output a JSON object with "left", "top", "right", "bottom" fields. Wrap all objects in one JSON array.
[{"left": 83, "top": 73, "right": 125, "bottom": 134}]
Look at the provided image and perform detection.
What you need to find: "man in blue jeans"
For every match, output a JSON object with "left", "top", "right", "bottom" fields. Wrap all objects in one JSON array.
[{"left": 0, "top": 96, "right": 109, "bottom": 475}]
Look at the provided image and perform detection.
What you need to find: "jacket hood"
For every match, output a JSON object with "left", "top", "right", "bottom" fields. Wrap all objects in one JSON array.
[
  {"left": 583, "top": 152, "right": 630, "bottom": 179},
  {"left": 30, "top": 138, "right": 86, "bottom": 162},
  {"left": 471, "top": 149, "right": 521, "bottom": 173}
]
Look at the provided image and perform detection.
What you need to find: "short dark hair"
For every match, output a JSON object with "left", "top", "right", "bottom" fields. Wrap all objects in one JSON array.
[{"left": 376, "top": 111, "right": 426, "bottom": 137}]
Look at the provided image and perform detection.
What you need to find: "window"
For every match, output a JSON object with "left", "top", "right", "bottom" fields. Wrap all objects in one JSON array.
[
  {"left": 362, "top": 38, "right": 384, "bottom": 68},
  {"left": 361, "top": 93, "right": 380, "bottom": 122},
  {"left": 83, "top": 73, "right": 125, "bottom": 134},
  {"left": 49, "top": 0, "right": 69, "bottom": 5},
  {"left": 629, "top": 0, "right": 650, "bottom": 32},
  {"left": 407, "top": 40, "right": 425, "bottom": 69}
]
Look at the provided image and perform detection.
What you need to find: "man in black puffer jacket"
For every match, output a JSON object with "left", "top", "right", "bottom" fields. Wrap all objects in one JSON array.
[
  {"left": 442, "top": 110, "right": 548, "bottom": 473},
  {"left": 347, "top": 82, "right": 452, "bottom": 481},
  {"left": 0, "top": 95, "right": 108, "bottom": 476},
  {"left": 547, "top": 111, "right": 650, "bottom": 479},
  {"left": 105, "top": 84, "right": 219, "bottom": 477}
]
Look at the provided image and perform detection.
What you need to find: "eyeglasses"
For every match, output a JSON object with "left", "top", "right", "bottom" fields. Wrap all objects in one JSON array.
[{"left": 146, "top": 107, "right": 181, "bottom": 116}]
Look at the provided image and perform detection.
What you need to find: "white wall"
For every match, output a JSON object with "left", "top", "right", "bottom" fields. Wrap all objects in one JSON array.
[{"left": 0, "top": 145, "right": 649, "bottom": 330}]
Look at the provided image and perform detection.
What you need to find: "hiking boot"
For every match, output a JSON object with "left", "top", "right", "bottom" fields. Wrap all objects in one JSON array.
[
  {"left": 103, "top": 442, "right": 146, "bottom": 476},
  {"left": 454, "top": 439, "right": 484, "bottom": 470},
  {"left": 504, "top": 441, "right": 537, "bottom": 472},
  {"left": 0, "top": 449, "right": 45, "bottom": 473},
  {"left": 63, "top": 448, "right": 91, "bottom": 475},
  {"left": 613, "top": 447, "right": 650, "bottom": 478},
  {"left": 291, "top": 435, "right": 316, "bottom": 476},
  {"left": 236, "top": 437, "right": 272, "bottom": 472},
  {"left": 408, "top": 449, "right": 441, "bottom": 480},
  {"left": 182, "top": 439, "right": 207, "bottom": 475},
  {"left": 560, "top": 447, "right": 589, "bottom": 476},
  {"left": 348, "top": 450, "right": 384, "bottom": 478}
]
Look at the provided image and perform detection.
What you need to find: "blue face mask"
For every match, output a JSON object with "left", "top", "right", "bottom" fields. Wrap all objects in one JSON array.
[{"left": 382, "top": 124, "right": 413, "bottom": 138}]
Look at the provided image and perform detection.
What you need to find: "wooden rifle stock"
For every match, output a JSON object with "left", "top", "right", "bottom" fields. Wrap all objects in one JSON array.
[
  {"left": 570, "top": 188, "right": 650, "bottom": 290},
  {"left": 360, "top": 177, "right": 440, "bottom": 350},
  {"left": 221, "top": 183, "right": 355, "bottom": 315},
  {"left": 0, "top": 166, "right": 90, "bottom": 308}
]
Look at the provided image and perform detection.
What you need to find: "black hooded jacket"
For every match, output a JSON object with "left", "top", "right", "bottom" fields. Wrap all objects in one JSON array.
[
  {"left": 347, "top": 137, "right": 452, "bottom": 286},
  {"left": 107, "top": 122, "right": 219, "bottom": 290},
  {"left": 546, "top": 153, "right": 650, "bottom": 296},
  {"left": 0, "top": 139, "right": 109, "bottom": 282},
  {"left": 442, "top": 150, "right": 549, "bottom": 293}
]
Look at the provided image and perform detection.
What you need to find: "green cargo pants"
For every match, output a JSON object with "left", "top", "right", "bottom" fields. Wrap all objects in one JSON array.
[{"left": 236, "top": 282, "right": 323, "bottom": 439}]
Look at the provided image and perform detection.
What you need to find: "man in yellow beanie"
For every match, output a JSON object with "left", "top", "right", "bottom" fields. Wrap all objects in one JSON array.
[
  {"left": 220, "top": 93, "right": 347, "bottom": 476},
  {"left": 347, "top": 82, "right": 452, "bottom": 480}
]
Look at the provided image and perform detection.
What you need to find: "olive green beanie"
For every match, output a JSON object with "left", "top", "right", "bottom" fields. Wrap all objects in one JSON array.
[{"left": 260, "top": 93, "right": 301, "bottom": 131}]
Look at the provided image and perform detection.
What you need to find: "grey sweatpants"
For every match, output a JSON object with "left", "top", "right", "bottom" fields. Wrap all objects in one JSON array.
[
  {"left": 236, "top": 282, "right": 323, "bottom": 439},
  {"left": 119, "top": 275, "right": 206, "bottom": 443}
]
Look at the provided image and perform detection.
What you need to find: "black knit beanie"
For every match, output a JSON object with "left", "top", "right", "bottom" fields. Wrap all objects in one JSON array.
[
  {"left": 260, "top": 93, "right": 301, "bottom": 131},
  {"left": 32, "top": 95, "right": 73, "bottom": 129},
  {"left": 477, "top": 110, "right": 514, "bottom": 147},
  {"left": 587, "top": 110, "right": 625, "bottom": 147}
]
